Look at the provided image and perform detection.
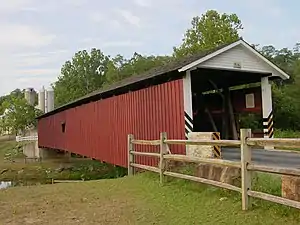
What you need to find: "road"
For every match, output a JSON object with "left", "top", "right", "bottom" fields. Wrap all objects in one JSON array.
[{"left": 222, "top": 148, "right": 300, "bottom": 168}]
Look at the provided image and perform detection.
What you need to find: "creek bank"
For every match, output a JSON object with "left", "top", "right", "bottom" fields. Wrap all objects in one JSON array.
[
  {"left": 0, "top": 141, "right": 127, "bottom": 188},
  {"left": 0, "top": 160, "right": 127, "bottom": 187}
]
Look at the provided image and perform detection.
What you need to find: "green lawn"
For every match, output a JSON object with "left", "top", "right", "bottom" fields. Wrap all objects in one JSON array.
[
  {"left": 1, "top": 138, "right": 300, "bottom": 224},
  {"left": 1, "top": 172, "right": 300, "bottom": 225}
]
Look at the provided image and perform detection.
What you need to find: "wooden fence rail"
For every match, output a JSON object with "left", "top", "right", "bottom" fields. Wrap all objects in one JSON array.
[{"left": 128, "top": 129, "right": 300, "bottom": 211}]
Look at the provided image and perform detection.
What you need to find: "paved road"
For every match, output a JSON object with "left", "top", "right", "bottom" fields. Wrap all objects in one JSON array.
[{"left": 222, "top": 148, "right": 300, "bottom": 168}]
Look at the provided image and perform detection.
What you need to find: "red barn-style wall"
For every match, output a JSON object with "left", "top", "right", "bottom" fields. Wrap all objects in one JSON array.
[{"left": 38, "top": 79, "right": 185, "bottom": 167}]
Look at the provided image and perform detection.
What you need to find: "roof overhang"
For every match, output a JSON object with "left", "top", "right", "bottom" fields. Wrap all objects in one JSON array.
[{"left": 178, "top": 39, "right": 290, "bottom": 80}]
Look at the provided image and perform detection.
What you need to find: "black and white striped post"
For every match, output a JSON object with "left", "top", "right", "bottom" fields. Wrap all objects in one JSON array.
[
  {"left": 183, "top": 70, "right": 193, "bottom": 139},
  {"left": 261, "top": 77, "right": 274, "bottom": 148}
]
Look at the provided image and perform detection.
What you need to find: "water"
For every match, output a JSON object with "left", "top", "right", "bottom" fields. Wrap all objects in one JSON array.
[{"left": 0, "top": 181, "right": 12, "bottom": 189}]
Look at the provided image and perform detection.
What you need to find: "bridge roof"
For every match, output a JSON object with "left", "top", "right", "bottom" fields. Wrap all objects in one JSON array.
[{"left": 37, "top": 38, "right": 289, "bottom": 119}]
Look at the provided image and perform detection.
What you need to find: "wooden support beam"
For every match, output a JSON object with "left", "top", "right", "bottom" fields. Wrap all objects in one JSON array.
[
  {"left": 159, "top": 132, "right": 168, "bottom": 184},
  {"left": 247, "top": 138, "right": 300, "bottom": 148},
  {"left": 247, "top": 164, "right": 300, "bottom": 177},
  {"left": 165, "top": 139, "right": 241, "bottom": 147},
  {"left": 128, "top": 134, "right": 134, "bottom": 176},
  {"left": 248, "top": 190, "right": 300, "bottom": 209},
  {"left": 164, "top": 171, "right": 241, "bottom": 193},
  {"left": 131, "top": 163, "right": 160, "bottom": 173},
  {"left": 164, "top": 154, "right": 241, "bottom": 168},
  {"left": 130, "top": 151, "right": 160, "bottom": 158},
  {"left": 131, "top": 140, "right": 160, "bottom": 146},
  {"left": 241, "top": 129, "right": 252, "bottom": 210}
]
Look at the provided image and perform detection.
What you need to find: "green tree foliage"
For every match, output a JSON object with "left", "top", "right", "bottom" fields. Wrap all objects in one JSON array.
[
  {"left": 258, "top": 43, "right": 300, "bottom": 130},
  {"left": 105, "top": 52, "right": 171, "bottom": 85},
  {"left": 0, "top": 89, "right": 24, "bottom": 115},
  {"left": 0, "top": 96, "right": 42, "bottom": 135},
  {"left": 53, "top": 48, "right": 111, "bottom": 107},
  {"left": 173, "top": 10, "right": 243, "bottom": 57},
  {"left": 260, "top": 45, "right": 299, "bottom": 84}
]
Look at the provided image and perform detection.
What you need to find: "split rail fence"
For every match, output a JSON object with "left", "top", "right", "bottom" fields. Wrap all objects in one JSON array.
[{"left": 128, "top": 129, "right": 300, "bottom": 211}]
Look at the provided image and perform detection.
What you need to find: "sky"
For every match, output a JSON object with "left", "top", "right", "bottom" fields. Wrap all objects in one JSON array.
[{"left": 0, "top": 0, "right": 299, "bottom": 96}]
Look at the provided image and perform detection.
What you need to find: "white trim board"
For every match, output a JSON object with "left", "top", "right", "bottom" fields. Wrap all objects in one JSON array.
[{"left": 178, "top": 39, "right": 290, "bottom": 80}]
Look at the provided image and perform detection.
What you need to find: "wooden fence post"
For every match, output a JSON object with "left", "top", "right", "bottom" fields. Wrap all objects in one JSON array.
[
  {"left": 128, "top": 134, "right": 134, "bottom": 176},
  {"left": 160, "top": 132, "right": 167, "bottom": 184},
  {"left": 240, "top": 128, "right": 252, "bottom": 210}
]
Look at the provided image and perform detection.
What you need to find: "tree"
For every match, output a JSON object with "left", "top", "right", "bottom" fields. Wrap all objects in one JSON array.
[
  {"left": 0, "top": 89, "right": 24, "bottom": 115},
  {"left": 105, "top": 52, "right": 171, "bottom": 85},
  {"left": 173, "top": 10, "right": 243, "bottom": 57},
  {"left": 53, "top": 48, "right": 111, "bottom": 107},
  {"left": 0, "top": 96, "right": 42, "bottom": 135},
  {"left": 257, "top": 43, "right": 300, "bottom": 130}
]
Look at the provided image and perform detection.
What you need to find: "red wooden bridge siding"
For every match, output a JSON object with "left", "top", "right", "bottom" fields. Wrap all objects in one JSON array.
[{"left": 38, "top": 79, "right": 185, "bottom": 168}]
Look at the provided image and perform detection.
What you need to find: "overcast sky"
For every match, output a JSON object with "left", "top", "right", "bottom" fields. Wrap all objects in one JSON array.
[{"left": 0, "top": 0, "right": 298, "bottom": 96}]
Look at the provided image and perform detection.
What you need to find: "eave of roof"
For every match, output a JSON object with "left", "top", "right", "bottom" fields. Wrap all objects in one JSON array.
[
  {"left": 178, "top": 39, "right": 290, "bottom": 80},
  {"left": 37, "top": 42, "right": 232, "bottom": 119},
  {"left": 37, "top": 39, "right": 290, "bottom": 119}
]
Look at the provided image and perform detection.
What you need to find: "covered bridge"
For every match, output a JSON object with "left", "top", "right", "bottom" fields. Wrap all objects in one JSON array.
[{"left": 37, "top": 39, "right": 289, "bottom": 167}]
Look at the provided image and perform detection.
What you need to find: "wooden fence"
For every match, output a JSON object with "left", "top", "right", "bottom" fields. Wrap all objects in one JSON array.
[{"left": 127, "top": 129, "right": 300, "bottom": 211}]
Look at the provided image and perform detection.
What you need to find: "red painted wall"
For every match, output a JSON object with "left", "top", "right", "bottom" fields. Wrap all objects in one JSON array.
[
  {"left": 203, "top": 87, "right": 262, "bottom": 114},
  {"left": 231, "top": 87, "right": 262, "bottom": 113},
  {"left": 38, "top": 79, "right": 185, "bottom": 167}
]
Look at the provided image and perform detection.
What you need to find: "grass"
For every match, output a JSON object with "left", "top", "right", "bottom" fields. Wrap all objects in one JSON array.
[
  {"left": 274, "top": 129, "right": 300, "bottom": 151},
  {"left": 275, "top": 129, "right": 300, "bottom": 138},
  {"left": 0, "top": 172, "right": 300, "bottom": 225},
  {"left": 1, "top": 134, "right": 300, "bottom": 224}
]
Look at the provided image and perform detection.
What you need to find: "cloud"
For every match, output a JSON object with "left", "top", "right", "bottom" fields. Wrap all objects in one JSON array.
[
  {"left": 133, "top": 0, "right": 151, "bottom": 7},
  {"left": 62, "top": 0, "right": 87, "bottom": 7},
  {"left": 12, "top": 50, "right": 69, "bottom": 68},
  {"left": 0, "top": 24, "right": 56, "bottom": 48},
  {"left": 0, "top": 0, "right": 34, "bottom": 13},
  {"left": 89, "top": 12, "right": 105, "bottom": 23},
  {"left": 115, "top": 9, "right": 141, "bottom": 27},
  {"left": 241, "top": 0, "right": 284, "bottom": 18},
  {"left": 15, "top": 68, "right": 59, "bottom": 76},
  {"left": 103, "top": 40, "right": 143, "bottom": 48},
  {"left": 20, "top": 7, "right": 39, "bottom": 12},
  {"left": 79, "top": 38, "right": 143, "bottom": 50},
  {"left": 14, "top": 50, "right": 68, "bottom": 58}
]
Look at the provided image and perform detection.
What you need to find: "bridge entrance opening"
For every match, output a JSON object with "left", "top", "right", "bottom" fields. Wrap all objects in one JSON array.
[{"left": 190, "top": 68, "right": 267, "bottom": 140}]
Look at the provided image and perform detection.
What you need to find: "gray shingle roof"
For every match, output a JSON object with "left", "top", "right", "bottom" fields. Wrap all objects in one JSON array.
[{"left": 37, "top": 41, "right": 237, "bottom": 119}]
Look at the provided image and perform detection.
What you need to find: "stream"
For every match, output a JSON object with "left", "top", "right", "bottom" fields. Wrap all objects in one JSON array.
[{"left": 0, "top": 181, "right": 12, "bottom": 189}]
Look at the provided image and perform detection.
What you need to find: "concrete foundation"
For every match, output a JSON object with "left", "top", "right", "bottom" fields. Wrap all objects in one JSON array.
[
  {"left": 196, "top": 163, "right": 241, "bottom": 187},
  {"left": 186, "top": 132, "right": 215, "bottom": 158},
  {"left": 282, "top": 175, "right": 300, "bottom": 201},
  {"left": 186, "top": 132, "right": 240, "bottom": 186},
  {"left": 23, "top": 141, "right": 40, "bottom": 159},
  {"left": 22, "top": 129, "right": 39, "bottom": 160},
  {"left": 22, "top": 128, "right": 66, "bottom": 161}
]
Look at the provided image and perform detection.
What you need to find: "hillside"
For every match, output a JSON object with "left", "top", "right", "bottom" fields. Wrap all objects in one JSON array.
[{"left": 1, "top": 172, "right": 300, "bottom": 225}]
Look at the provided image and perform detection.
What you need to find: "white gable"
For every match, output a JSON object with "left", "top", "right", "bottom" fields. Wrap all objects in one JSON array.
[
  {"left": 178, "top": 40, "right": 289, "bottom": 80},
  {"left": 199, "top": 45, "right": 281, "bottom": 77}
]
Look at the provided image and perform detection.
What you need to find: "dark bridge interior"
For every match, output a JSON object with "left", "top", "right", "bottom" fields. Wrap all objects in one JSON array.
[{"left": 191, "top": 68, "right": 268, "bottom": 139}]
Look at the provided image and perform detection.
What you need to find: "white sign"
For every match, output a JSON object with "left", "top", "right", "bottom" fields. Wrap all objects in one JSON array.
[{"left": 245, "top": 93, "right": 255, "bottom": 108}]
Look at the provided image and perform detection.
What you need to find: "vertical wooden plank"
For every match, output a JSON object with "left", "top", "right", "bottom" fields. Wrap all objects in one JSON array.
[
  {"left": 159, "top": 132, "right": 167, "bottom": 184},
  {"left": 128, "top": 134, "right": 134, "bottom": 175},
  {"left": 241, "top": 128, "right": 252, "bottom": 210}
]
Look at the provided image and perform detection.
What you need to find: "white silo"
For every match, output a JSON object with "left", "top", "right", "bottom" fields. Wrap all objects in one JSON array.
[
  {"left": 24, "top": 88, "right": 36, "bottom": 106},
  {"left": 38, "top": 87, "right": 46, "bottom": 113},
  {"left": 46, "top": 87, "right": 54, "bottom": 113}
]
